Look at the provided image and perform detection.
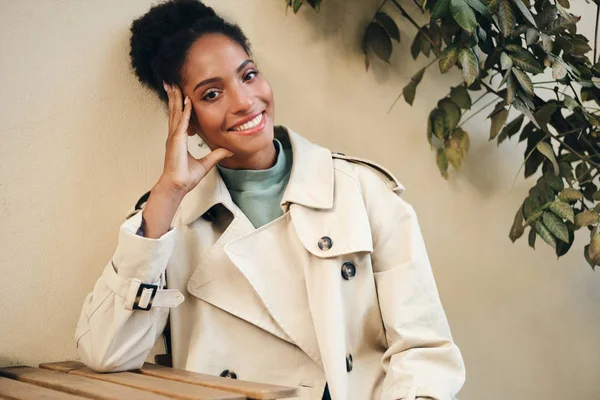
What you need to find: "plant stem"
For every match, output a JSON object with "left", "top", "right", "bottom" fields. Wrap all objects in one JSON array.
[
  {"left": 390, "top": 0, "right": 441, "bottom": 54},
  {"left": 387, "top": 57, "right": 438, "bottom": 113},
  {"left": 458, "top": 97, "right": 497, "bottom": 127},
  {"left": 548, "top": 131, "right": 600, "bottom": 169}
]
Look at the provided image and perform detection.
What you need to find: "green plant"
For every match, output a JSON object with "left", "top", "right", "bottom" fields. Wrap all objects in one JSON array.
[{"left": 288, "top": 0, "right": 600, "bottom": 268}]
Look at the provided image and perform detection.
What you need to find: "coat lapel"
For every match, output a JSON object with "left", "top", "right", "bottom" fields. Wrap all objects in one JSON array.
[
  {"left": 182, "top": 167, "right": 293, "bottom": 343},
  {"left": 224, "top": 213, "right": 324, "bottom": 368}
]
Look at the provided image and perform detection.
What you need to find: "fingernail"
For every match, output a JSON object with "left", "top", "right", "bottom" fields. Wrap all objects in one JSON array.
[
  {"left": 163, "top": 82, "right": 168, "bottom": 91},
  {"left": 184, "top": 96, "right": 189, "bottom": 105}
]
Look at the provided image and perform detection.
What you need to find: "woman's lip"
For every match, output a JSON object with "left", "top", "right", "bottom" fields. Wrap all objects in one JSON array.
[
  {"left": 228, "top": 112, "right": 266, "bottom": 136},
  {"left": 228, "top": 111, "right": 263, "bottom": 130}
]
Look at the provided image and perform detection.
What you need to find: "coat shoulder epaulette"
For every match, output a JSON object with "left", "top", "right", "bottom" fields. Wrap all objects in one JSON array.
[
  {"left": 124, "top": 190, "right": 151, "bottom": 220},
  {"left": 332, "top": 152, "right": 404, "bottom": 194}
]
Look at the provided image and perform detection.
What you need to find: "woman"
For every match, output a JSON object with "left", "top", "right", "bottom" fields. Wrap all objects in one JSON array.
[{"left": 75, "top": 1, "right": 465, "bottom": 399}]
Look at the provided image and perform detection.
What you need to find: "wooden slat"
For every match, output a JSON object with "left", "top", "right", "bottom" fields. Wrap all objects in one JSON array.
[
  {"left": 0, "top": 377, "right": 87, "bottom": 400},
  {"left": 41, "top": 361, "right": 298, "bottom": 400},
  {"left": 71, "top": 367, "right": 244, "bottom": 400},
  {"left": 0, "top": 367, "right": 171, "bottom": 400},
  {"left": 140, "top": 363, "right": 298, "bottom": 400}
]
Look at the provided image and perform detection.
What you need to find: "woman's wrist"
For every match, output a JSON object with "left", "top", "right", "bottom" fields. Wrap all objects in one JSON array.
[{"left": 140, "top": 179, "right": 186, "bottom": 239}]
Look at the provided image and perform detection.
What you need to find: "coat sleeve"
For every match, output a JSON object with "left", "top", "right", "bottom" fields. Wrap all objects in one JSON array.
[
  {"left": 356, "top": 166, "right": 466, "bottom": 400},
  {"left": 74, "top": 209, "right": 181, "bottom": 372}
]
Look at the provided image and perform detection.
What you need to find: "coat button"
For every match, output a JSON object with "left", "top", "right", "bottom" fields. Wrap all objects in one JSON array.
[
  {"left": 318, "top": 236, "right": 333, "bottom": 251},
  {"left": 341, "top": 262, "right": 356, "bottom": 280},
  {"left": 219, "top": 369, "right": 237, "bottom": 379},
  {"left": 346, "top": 353, "right": 353, "bottom": 372}
]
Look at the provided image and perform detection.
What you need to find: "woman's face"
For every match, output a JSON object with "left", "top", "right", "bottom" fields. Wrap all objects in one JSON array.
[{"left": 180, "top": 34, "right": 275, "bottom": 157}]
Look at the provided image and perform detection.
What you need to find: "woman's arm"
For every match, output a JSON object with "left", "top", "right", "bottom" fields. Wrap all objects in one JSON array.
[
  {"left": 357, "top": 165, "right": 466, "bottom": 400},
  {"left": 74, "top": 194, "right": 182, "bottom": 372}
]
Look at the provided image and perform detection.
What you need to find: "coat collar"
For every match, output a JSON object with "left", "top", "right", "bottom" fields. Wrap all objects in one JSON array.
[{"left": 178, "top": 125, "right": 334, "bottom": 226}]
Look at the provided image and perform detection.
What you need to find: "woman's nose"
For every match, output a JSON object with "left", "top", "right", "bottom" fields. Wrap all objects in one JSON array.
[{"left": 230, "top": 86, "right": 254, "bottom": 113}]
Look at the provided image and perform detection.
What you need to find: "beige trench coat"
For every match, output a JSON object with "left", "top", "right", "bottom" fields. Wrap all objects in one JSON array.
[{"left": 75, "top": 126, "right": 465, "bottom": 400}]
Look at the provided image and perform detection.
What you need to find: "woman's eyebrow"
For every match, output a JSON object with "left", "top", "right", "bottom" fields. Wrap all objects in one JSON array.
[{"left": 193, "top": 59, "right": 254, "bottom": 92}]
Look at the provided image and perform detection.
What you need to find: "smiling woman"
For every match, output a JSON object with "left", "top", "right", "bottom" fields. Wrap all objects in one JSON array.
[{"left": 74, "top": 1, "right": 466, "bottom": 399}]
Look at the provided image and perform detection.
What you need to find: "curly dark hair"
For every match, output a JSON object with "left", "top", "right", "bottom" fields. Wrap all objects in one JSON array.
[{"left": 129, "top": 0, "right": 252, "bottom": 103}]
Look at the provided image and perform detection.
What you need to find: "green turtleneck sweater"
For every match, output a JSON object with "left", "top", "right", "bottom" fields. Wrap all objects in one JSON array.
[{"left": 217, "top": 139, "right": 293, "bottom": 229}]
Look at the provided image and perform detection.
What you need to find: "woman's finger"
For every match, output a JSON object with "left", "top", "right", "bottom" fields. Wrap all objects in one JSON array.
[
  {"left": 172, "top": 85, "right": 183, "bottom": 125},
  {"left": 190, "top": 147, "right": 234, "bottom": 179},
  {"left": 164, "top": 82, "right": 175, "bottom": 132},
  {"left": 174, "top": 96, "right": 192, "bottom": 137}
]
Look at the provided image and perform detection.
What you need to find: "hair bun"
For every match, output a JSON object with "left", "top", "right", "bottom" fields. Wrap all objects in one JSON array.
[{"left": 130, "top": 0, "right": 217, "bottom": 91}]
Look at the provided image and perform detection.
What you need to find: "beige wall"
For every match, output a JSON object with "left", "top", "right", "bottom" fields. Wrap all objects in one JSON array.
[{"left": 1, "top": 0, "right": 599, "bottom": 398}]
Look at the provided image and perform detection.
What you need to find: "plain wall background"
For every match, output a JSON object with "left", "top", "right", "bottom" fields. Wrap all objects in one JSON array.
[{"left": 1, "top": 1, "right": 599, "bottom": 398}]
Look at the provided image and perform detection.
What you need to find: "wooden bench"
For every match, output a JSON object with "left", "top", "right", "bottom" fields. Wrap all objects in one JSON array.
[{"left": 0, "top": 361, "right": 298, "bottom": 399}]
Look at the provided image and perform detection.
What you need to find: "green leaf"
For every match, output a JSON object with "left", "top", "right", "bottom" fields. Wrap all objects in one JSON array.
[
  {"left": 585, "top": 245, "right": 595, "bottom": 270},
  {"left": 540, "top": 33, "right": 553, "bottom": 52},
  {"left": 552, "top": 61, "right": 568, "bottom": 80},
  {"left": 438, "top": 98, "right": 462, "bottom": 131},
  {"left": 535, "top": 220, "right": 557, "bottom": 248},
  {"left": 500, "top": 52, "right": 513, "bottom": 69},
  {"left": 563, "top": 94, "right": 578, "bottom": 111},
  {"left": 429, "top": 23, "right": 442, "bottom": 49},
  {"left": 542, "top": 212, "right": 569, "bottom": 243},
  {"left": 465, "top": 0, "right": 490, "bottom": 16},
  {"left": 509, "top": 49, "right": 544, "bottom": 73},
  {"left": 293, "top": 0, "right": 303, "bottom": 13},
  {"left": 500, "top": 113, "right": 525, "bottom": 141},
  {"left": 534, "top": 102, "right": 558, "bottom": 129},
  {"left": 509, "top": 206, "right": 525, "bottom": 242},
  {"left": 458, "top": 47, "right": 479, "bottom": 85},
  {"left": 403, "top": 68, "right": 425, "bottom": 106},
  {"left": 305, "top": 0, "right": 321, "bottom": 11},
  {"left": 411, "top": 31, "right": 423, "bottom": 60},
  {"left": 549, "top": 200, "right": 574, "bottom": 223},
  {"left": 498, "top": 0, "right": 516, "bottom": 37},
  {"left": 558, "top": 162, "right": 575, "bottom": 184},
  {"left": 364, "top": 22, "right": 393, "bottom": 63},
  {"left": 543, "top": 172, "right": 564, "bottom": 193},
  {"left": 450, "top": 0, "right": 478, "bottom": 32},
  {"left": 536, "top": 141, "right": 559, "bottom": 175},
  {"left": 450, "top": 85, "right": 472, "bottom": 109},
  {"left": 511, "top": 0, "right": 537, "bottom": 27},
  {"left": 489, "top": 108, "right": 509, "bottom": 140},
  {"left": 558, "top": 188, "right": 583, "bottom": 203},
  {"left": 526, "top": 28, "right": 540, "bottom": 45},
  {"left": 528, "top": 226, "right": 537, "bottom": 248},
  {"left": 437, "top": 148, "right": 449, "bottom": 179},
  {"left": 453, "top": 127, "right": 470, "bottom": 154},
  {"left": 430, "top": 109, "right": 447, "bottom": 139},
  {"left": 420, "top": 27, "right": 433, "bottom": 57},
  {"left": 439, "top": 43, "right": 460, "bottom": 73},
  {"left": 430, "top": 0, "right": 451, "bottom": 20},
  {"left": 511, "top": 67, "right": 534, "bottom": 96},
  {"left": 575, "top": 210, "right": 599, "bottom": 229},
  {"left": 445, "top": 137, "right": 463, "bottom": 170},
  {"left": 588, "top": 231, "right": 600, "bottom": 266},
  {"left": 375, "top": 12, "right": 400, "bottom": 42},
  {"left": 506, "top": 72, "right": 517, "bottom": 105}
]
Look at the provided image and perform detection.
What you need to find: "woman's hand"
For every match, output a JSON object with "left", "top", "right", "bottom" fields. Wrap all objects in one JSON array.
[
  {"left": 159, "top": 83, "right": 233, "bottom": 195},
  {"left": 140, "top": 83, "right": 233, "bottom": 239}
]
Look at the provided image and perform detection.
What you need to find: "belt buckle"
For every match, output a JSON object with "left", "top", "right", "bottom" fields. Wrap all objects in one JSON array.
[{"left": 132, "top": 283, "right": 158, "bottom": 311}]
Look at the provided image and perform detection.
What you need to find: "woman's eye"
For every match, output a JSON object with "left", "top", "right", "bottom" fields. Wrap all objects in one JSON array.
[
  {"left": 244, "top": 70, "right": 258, "bottom": 81},
  {"left": 202, "top": 90, "right": 220, "bottom": 101}
]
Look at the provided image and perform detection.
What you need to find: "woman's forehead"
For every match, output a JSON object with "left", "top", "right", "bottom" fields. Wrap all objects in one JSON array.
[{"left": 184, "top": 34, "right": 249, "bottom": 81}]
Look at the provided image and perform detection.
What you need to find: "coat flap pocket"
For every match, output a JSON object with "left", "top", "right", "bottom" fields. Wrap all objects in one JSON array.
[{"left": 289, "top": 185, "right": 373, "bottom": 258}]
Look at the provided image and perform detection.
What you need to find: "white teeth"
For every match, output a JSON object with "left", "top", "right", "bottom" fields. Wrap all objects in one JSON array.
[{"left": 231, "top": 113, "right": 263, "bottom": 131}]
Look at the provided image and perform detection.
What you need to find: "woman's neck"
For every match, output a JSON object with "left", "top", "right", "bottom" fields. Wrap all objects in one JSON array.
[{"left": 217, "top": 141, "right": 277, "bottom": 170}]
